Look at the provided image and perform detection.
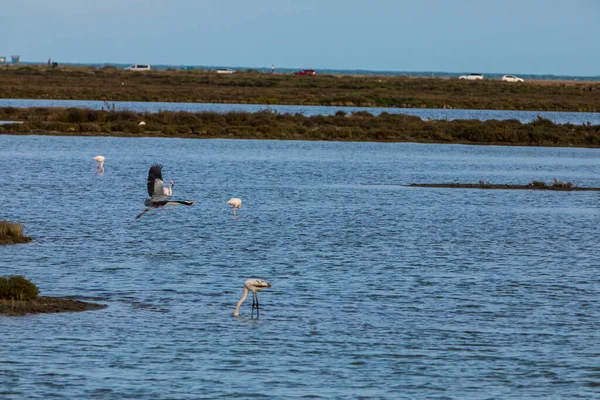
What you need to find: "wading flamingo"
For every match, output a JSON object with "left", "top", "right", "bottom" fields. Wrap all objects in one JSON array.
[
  {"left": 234, "top": 279, "right": 272, "bottom": 317},
  {"left": 93, "top": 155, "right": 105, "bottom": 171},
  {"left": 163, "top": 180, "right": 174, "bottom": 196},
  {"left": 135, "top": 164, "right": 195, "bottom": 219},
  {"left": 227, "top": 197, "right": 242, "bottom": 216}
]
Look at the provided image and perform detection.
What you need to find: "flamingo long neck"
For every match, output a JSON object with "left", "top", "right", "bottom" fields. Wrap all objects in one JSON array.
[{"left": 233, "top": 287, "right": 249, "bottom": 316}]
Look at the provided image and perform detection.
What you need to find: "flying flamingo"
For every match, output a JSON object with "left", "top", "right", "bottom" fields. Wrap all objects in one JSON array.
[
  {"left": 135, "top": 164, "right": 195, "bottom": 219},
  {"left": 233, "top": 279, "right": 272, "bottom": 317},
  {"left": 163, "top": 180, "right": 174, "bottom": 196},
  {"left": 93, "top": 155, "right": 105, "bottom": 171},
  {"left": 227, "top": 198, "right": 242, "bottom": 216}
]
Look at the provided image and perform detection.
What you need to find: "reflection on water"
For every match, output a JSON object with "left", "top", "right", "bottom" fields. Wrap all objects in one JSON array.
[{"left": 1, "top": 136, "right": 599, "bottom": 398}]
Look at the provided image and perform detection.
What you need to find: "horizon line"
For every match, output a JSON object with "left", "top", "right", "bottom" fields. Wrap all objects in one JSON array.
[{"left": 7, "top": 60, "right": 600, "bottom": 79}]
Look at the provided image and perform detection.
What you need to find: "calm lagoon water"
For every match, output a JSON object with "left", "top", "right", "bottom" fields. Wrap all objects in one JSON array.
[
  {"left": 1, "top": 135, "right": 600, "bottom": 399},
  {"left": 1, "top": 98, "right": 600, "bottom": 124}
]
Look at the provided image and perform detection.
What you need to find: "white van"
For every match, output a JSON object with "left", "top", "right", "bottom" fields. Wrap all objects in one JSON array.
[{"left": 125, "top": 64, "right": 151, "bottom": 71}]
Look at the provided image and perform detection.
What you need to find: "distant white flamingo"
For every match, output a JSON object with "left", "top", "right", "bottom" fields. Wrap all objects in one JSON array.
[
  {"left": 233, "top": 279, "right": 272, "bottom": 317},
  {"left": 227, "top": 197, "right": 242, "bottom": 216},
  {"left": 93, "top": 155, "right": 105, "bottom": 171},
  {"left": 163, "top": 180, "right": 174, "bottom": 196},
  {"left": 135, "top": 164, "right": 195, "bottom": 219}
]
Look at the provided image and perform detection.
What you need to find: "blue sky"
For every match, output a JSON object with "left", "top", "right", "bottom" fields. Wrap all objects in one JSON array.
[{"left": 1, "top": 0, "right": 599, "bottom": 76}]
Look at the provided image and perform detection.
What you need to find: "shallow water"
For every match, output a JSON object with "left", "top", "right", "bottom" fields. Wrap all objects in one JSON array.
[
  {"left": 1, "top": 135, "right": 599, "bottom": 399},
  {"left": 1, "top": 98, "right": 600, "bottom": 124}
]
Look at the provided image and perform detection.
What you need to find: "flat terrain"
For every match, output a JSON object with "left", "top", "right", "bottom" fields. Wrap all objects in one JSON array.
[{"left": 1, "top": 65, "right": 600, "bottom": 111}]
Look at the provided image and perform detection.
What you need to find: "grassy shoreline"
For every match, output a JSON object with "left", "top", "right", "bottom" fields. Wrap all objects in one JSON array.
[
  {"left": 1, "top": 65, "right": 600, "bottom": 112},
  {"left": 1, "top": 107, "right": 600, "bottom": 148}
]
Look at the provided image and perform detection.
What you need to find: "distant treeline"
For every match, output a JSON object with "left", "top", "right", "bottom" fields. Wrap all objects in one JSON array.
[
  {"left": 2, "top": 107, "right": 600, "bottom": 147},
  {"left": 1, "top": 65, "right": 599, "bottom": 111}
]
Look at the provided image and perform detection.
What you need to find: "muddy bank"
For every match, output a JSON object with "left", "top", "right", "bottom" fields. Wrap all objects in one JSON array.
[
  {"left": 0, "top": 234, "right": 32, "bottom": 245},
  {"left": 0, "top": 296, "right": 107, "bottom": 316},
  {"left": 409, "top": 183, "right": 600, "bottom": 191}
]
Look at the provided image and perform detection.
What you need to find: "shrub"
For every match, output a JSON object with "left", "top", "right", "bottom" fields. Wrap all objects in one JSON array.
[
  {"left": 109, "top": 121, "right": 143, "bottom": 134},
  {"left": 81, "top": 123, "right": 102, "bottom": 133},
  {"left": 531, "top": 115, "right": 555, "bottom": 127},
  {"left": 123, "top": 122, "right": 143, "bottom": 134},
  {"left": 351, "top": 111, "right": 374, "bottom": 118},
  {"left": 65, "top": 108, "right": 89, "bottom": 123},
  {"left": 0, "top": 275, "right": 39, "bottom": 300},
  {"left": 163, "top": 126, "right": 177, "bottom": 135},
  {"left": 10, "top": 123, "right": 31, "bottom": 133}
]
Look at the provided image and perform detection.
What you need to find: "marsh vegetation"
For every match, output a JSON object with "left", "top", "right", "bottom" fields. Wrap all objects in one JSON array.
[
  {"left": 2, "top": 107, "right": 600, "bottom": 147},
  {"left": 1, "top": 65, "right": 599, "bottom": 111},
  {"left": 410, "top": 179, "right": 595, "bottom": 191}
]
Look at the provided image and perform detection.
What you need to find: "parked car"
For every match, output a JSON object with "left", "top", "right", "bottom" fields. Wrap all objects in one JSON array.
[
  {"left": 294, "top": 69, "right": 316, "bottom": 76},
  {"left": 125, "top": 64, "right": 151, "bottom": 71},
  {"left": 501, "top": 75, "right": 524, "bottom": 83},
  {"left": 459, "top": 73, "right": 483, "bottom": 80},
  {"left": 216, "top": 68, "right": 235, "bottom": 74}
]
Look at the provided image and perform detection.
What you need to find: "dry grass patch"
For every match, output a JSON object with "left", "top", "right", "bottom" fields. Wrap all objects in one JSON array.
[{"left": 0, "top": 221, "right": 32, "bottom": 245}]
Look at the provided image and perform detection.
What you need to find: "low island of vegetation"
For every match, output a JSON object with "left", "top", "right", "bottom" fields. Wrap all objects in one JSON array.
[
  {"left": 410, "top": 179, "right": 600, "bottom": 191},
  {"left": 0, "top": 221, "right": 32, "bottom": 245},
  {"left": 1, "top": 107, "right": 600, "bottom": 148},
  {"left": 0, "top": 275, "right": 106, "bottom": 316}
]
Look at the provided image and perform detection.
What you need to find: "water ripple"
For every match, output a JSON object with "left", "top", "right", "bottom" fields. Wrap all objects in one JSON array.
[{"left": 0, "top": 137, "right": 599, "bottom": 398}]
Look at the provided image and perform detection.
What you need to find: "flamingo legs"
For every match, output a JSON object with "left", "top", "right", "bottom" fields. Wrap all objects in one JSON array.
[
  {"left": 251, "top": 292, "right": 260, "bottom": 318},
  {"left": 256, "top": 292, "right": 260, "bottom": 317}
]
